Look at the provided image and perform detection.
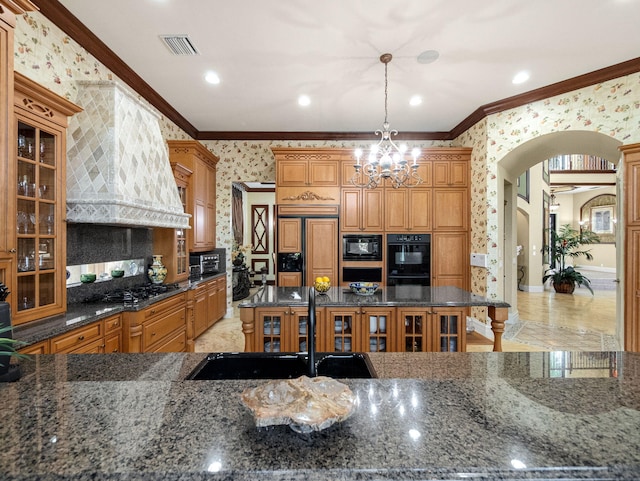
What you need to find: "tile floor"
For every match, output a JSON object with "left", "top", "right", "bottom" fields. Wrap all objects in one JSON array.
[{"left": 194, "top": 286, "right": 619, "bottom": 353}]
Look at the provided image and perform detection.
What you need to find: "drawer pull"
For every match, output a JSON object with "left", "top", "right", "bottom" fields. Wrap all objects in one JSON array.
[
  {"left": 151, "top": 332, "right": 156, "bottom": 336},
  {"left": 150, "top": 309, "right": 156, "bottom": 315},
  {"left": 78, "top": 335, "right": 85, "bottom": 341}
]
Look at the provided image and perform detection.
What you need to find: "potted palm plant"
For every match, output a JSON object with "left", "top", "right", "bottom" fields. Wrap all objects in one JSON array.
[{"left": 543, "top": 224, "right": 600, "bottom": 294}]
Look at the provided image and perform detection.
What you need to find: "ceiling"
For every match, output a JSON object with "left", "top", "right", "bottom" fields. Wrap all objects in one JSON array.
[{"left": 50, "top": 0, "right": 640, "bottom": 138}]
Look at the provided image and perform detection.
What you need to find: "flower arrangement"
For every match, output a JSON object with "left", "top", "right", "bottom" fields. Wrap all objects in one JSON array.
[{"left": 232, "top": 241, "right": 252, "bottom": 266}]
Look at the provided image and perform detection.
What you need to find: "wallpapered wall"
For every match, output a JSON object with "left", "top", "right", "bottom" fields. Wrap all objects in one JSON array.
[{"left": 13, "top": 11, "right": 640, "bottom": 315}]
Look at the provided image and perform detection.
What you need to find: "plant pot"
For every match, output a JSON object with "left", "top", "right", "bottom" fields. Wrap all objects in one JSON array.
[{"left": 553, "top": 280, "right": 575, "bottom": 294}]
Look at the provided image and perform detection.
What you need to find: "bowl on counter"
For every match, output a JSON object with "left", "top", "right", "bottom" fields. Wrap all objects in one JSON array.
[
  {"left": 80, "top": 273, "right": 96, "bottom": 284},
  {"left": 313, "top": 278, "right": 331, "bottom": 294},
  {"left": 349, "top": 282, "right": 379, "bottom": 296},
  {"left": 111, "top": 269, "right": 125, "bottom": 278}
]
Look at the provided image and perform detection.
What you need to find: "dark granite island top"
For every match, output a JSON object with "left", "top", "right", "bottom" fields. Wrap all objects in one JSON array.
[
  {"left": 1, "top": 351, "right": 639, "bottom": 480},
  {"left": 240, "top": 286, "right": 510, "bottom": 351}
]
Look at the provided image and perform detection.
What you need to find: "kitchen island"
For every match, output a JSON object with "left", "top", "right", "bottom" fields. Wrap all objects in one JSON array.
[
  {"left": 1, "top": 351, "right": 639, "bottom": 480},
  {"left": 240, "top": 285, "right": 510, "bottom": 353}
]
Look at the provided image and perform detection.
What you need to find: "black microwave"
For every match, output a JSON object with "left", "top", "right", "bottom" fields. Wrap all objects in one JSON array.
[{"left": 342, "top": 234, "right": 382, "bottom": 261}]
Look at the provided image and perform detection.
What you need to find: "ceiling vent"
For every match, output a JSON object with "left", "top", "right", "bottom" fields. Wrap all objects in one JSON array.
[{"left": 159, "top": 35, "right": 199, "bottom": 55}]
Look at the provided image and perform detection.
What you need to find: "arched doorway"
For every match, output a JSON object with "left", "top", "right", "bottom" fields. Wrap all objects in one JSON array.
[{"left": 497, "top": 131, "right": 623, "bottom": 346}]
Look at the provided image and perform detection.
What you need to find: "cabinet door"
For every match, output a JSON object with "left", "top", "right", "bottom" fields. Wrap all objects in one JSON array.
[
  {"left": 384, "top": 189, "right": 408, "bottom": 231},
  {"left": 205, "top": 164, "right": 216, "bottom": 247},
  {"left": 324, "top": 308, "right": 359, "bottom": 352},
  {"left": 433, "top": 189, "right": 468, "bottom": 230},
  {"left": 432, "top": 232, "right": 469, "bottom": 289},
  {"left": 360, "top": 307, "right": 394, "bottom": 353},
  {"left": 433, "top": 161, "right": 468, "bottom": 187},
  {"left": 397, "top": 309, "right": 429, "bottom": 352},
  {"left": 408, "top": 189, "right": 432, "bottom": 231},
  {"left": 255, "top": 308, "right": 289, "bottom": 352},
  {"left": 277, "top": 218, "right": 302, "bottom": 252},
  {"left": 19, "top": 340, "right": 49, "bottom": 355},
  {"left": 362, "top": 188, "right": 384, "bottom": 230},
  {"left": 104, "top": 331, "right": 121, "bottom": 353},
  {"left": 289, "top": 307, "right": 311, "bottom": 352},
  {"left": 309, "top": 161, "right": 339, "bottom": 186},
  {"left": 193, "top": 159, "right": 209, "bottom": 249},
  {"left": 340, "top": 188, "right": 362, "bottom": 231},
  {"left": 277, "top": 161, "right": 308, "bottom": 186},
  {"left": 305, "top": 218, "right": 338, "bottom": 286},
  {"left": 278, "top": 272, "right": 302, "bottom": 287},
  {"left": 142, "top": 306, "right": 186, "bottom": 351},
  {"left": 432, "top": 307, "right": 466, "bottom": 352},
  {"left": 207, "top": 280, "right": 218, "bottom": 328},
  {"left": 216, "top": 277, "right": 227, "bottom": 322},
  {"left": 193, "top": 285, "right": 208, "bottom": 338}
]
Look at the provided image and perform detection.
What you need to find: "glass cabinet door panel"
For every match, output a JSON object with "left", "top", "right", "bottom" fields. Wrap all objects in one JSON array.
[
  {"left": 17, "top": 238, "right": 36, "bottom": 272},
  {"left": 262, "top": 314, "right": 283, "bottom": 352},
  {"left": 438, "top": 314, "right": 459, "bottom": 352},
  {"left": 39, "top": 272, "right": 55, "bottom": 306},
  {"left": 39, "top": 130, "right": 55, "bottom": 166},
  {"left": 38, "top": 238, "right": 54, "bottom": 270},
  {"left": 17, "top": 160, "right": 36, "bottom": 198},
  {"left": 38, "top": 165, "right": 55, "bottom": 201},
  {"left": 39, "top": 203, "right": 55, "bottom": 236},
  {"left": 17, "top": 122, "right": 36, "bottom": 160},
  {"left": 17, "top": 276, "right": 35, "bottom": 312}
]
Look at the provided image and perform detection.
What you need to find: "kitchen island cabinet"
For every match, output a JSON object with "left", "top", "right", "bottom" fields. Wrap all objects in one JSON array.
[
  {"left": 2, "top": 351, "right": 639, "bottom": 480},
  {"left": 240, "top": 285, "right": 509, "bottom": 352}
]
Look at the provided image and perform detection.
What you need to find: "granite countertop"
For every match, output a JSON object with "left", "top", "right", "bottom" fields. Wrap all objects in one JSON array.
[
  {"left": 1, "top": 351, "right": 639, "bottom": 480},
  {"left": 13, "top": 273, "right": 226, "bottom": 347},
  {"left": 240, "top": 285, "right": 510, "bottom": 308}
]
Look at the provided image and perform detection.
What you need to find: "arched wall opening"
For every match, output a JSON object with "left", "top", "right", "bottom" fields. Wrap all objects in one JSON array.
[{"left": 496, "top": 130, "right": 623, "bottom": 343}]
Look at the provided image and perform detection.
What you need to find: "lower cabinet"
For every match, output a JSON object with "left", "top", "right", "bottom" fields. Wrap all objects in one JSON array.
[
  {"left": 254, "top": 307, "right": 311, "bottom": 352},
  {"left": 242, "top": 305, "right": 467, "bottom": 353},
  {"left": 398, "top": 307, "right": 466, "bottom": 352},
  {"left": 322, "top": 307, "right": 394, "bottom": 353},
  {"left": 37, "top": 313, "right": 123, "bottom": 354},
  {"left": 191, "top": 276, "right": 227, "bottom": 340},
  {"left": 124, "top": 293, "right": 187, "bottom": 353}
]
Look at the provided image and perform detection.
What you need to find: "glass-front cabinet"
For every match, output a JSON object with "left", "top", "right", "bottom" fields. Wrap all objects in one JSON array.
[
  {"left": 398, "top": 307, "right": 466, "bottom": 352},
  {"left": 11, "top": 73, "right": 81, "bottom": 324}
]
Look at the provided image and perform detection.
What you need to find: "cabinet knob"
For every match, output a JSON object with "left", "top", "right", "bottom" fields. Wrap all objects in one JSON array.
[
  {"left": 78, "top": 335, "right": 85, "bottom": 341},
  {"left": 150, "top": 309, "right": 156, "bottom": 315},
  {"left": 9, "top": 248, "right": 16, "bottom": 253}
]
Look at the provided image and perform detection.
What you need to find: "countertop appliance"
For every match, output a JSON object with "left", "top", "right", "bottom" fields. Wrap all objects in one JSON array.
[
  {"left": 189, "top": 253, "right": 220, "bottom": 275},
  {"left": 342, "top": 234, "right": 382, "bottom": 261},
  {"left": 387, "top": 233, "right": 430, "bottom": 286}
]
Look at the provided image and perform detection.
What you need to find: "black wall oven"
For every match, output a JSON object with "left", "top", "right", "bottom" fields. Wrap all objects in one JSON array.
[
  {"left": 342, "top": 234, "right": 382, "bottom": 261},
  {"left": 387, "top": 233, "right": 430, "bottom": 286}
]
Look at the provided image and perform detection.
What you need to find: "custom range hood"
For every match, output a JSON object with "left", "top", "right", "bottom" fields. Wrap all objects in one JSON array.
[{"left": 66, "top": 80, "right": 190, "bottom": 229}]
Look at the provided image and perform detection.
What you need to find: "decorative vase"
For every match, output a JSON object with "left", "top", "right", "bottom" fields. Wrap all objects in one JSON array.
[
  {"left": 148, "top": 255, "right": 167, "bottom": 284},
  {"left": 233, "top": 254, "right": 245, "bottom": 267},
  {"left": 553, "top": 280, "right": 575, "bottom": 294}
]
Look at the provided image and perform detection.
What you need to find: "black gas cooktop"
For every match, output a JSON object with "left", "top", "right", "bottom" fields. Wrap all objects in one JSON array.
[{"left": 84, "top": 283, "right": 180, "bottom": 306}]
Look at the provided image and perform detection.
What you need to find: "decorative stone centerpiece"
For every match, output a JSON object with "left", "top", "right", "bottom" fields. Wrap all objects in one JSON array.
[{"left": 240, "top": 376, "right": 357, "bottom": 433}]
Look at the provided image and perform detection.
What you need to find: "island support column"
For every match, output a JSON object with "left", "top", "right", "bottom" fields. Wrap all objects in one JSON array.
[{"left": 487, "top": 306, "right": 509, "bottom": 352}]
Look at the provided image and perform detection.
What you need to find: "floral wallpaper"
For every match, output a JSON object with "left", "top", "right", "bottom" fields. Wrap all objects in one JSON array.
[{"left": 12, "top": 10, "right": 640, "bottom": 321}]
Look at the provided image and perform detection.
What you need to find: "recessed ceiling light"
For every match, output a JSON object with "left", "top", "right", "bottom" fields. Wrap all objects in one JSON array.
[
  {"left": 298, "top": 95, "right": 311, "bottom": 107},
  {"left": 409, "top": 95, "right": 422, "bottom": 106},
  {"left": 417, "top": 50, "right": 439, "bottom": 64},
  {"left": 205, "top": 71, "right": 220, "bottom": 85},
  {"left": 512, "top": 71, "right": 530, "bottom": 85}
]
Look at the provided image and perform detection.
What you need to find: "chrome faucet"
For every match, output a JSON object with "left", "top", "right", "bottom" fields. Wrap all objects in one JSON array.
[{"left": 307, "top": 286, "right": 317, "bottom": 377}]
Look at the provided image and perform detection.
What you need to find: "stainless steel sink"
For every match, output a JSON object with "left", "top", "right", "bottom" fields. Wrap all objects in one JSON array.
[{"left": 186, "top": 352, "right": 377, "bottom": 380}]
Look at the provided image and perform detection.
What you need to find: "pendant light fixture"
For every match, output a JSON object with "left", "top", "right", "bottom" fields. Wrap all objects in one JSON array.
[{"left": 352, "top": 53, "right": 422, "bottom": 189}]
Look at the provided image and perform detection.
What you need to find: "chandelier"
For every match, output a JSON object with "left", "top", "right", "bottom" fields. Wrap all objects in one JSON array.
[{"left": 352, "top": 53, "right": 422, "bottom": 189}]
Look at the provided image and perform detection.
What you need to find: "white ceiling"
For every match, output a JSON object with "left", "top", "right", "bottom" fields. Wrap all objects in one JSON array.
[{"left": 57, "top": 0, "right": 640, "bottom": 134}]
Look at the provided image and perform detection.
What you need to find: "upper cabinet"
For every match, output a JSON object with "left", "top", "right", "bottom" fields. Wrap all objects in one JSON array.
[
  {"left": 11, "top": 73, "right": 82, "bottom": 324},
  {"left": 273, "top": 148, "right": 343, "bottom": 206},
  {"left": 433, "top": 159, "right": 468, "bottom": 187},
  {"left": 166, "top": 141, "right": 219, "bottom": 252}
]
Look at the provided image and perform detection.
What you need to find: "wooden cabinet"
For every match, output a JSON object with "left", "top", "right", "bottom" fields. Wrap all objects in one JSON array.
[
  {"left": 321, "top": 306, "right": 394, "bottom": 353},
  {"left": 19, "top": 340, "right": 48, "bottom": 355},
  {"left": 341, "top": 188, "right": 384, "bottom": 232},
  {"left": 432, "top": 232, "right": 468, "bottom": 289},
  {"left": 123, "top": 292, "right": 187, "bottom": 353},
  {"left": 10, "top": 74, "right": 81, "bottom": 325},
  {"left": 622, "top": 143, "right": 640, "bottom": 352},
  {"left": 384, "top": 188, "right": 432, "bottom": 232},
  {"left": 254, "top": 306, "right": 311, "bottom": 352},
  {"left": 433, "top": 160, "right": 468, "bottom": 187},
  {"left": 49, "top": 313, "right": 122, "bottom": 354},
  {"left": 153, "top": 163, "right": 192, "bottom": 283},
  {"left": 305, "top": 218, "right": 339, "bottom": 287},
  {"left": 277, "top": 217, "right": 301, "bottom": 252},
  {"left": 276, "top": 158, "right": 339, "bottom": 187},
  {"left": 278, "top": 272, "right": 302, "bottom": 287},
  {"left": 432, "top": 189, "right": 468, "bottom": 231},
  {"left": 397, "top": 307, "right": 466, "bottom": 352},
  {"left": 166, "top": 141, "right": 218, "bottom": 253},
  {"left": 191, "top": 276, "right": 227, "bottom": 339}
]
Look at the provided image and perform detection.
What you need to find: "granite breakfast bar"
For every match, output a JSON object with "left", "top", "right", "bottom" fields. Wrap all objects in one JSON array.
[
  {"left": 1, "top": 351, "right": 640, "bottom": 480},
  {"left": 239, "top": 285, "right": 510, "bottom": 353}
]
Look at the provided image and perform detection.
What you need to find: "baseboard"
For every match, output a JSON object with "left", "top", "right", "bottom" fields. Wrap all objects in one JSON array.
[{"left": 467, "top": 316, "right": 494, "bottom": 340}]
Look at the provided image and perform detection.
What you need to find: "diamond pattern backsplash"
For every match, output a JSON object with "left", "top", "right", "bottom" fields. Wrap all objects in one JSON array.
[{"left": 66, "top": 81, "right": 190, "bottom": 228}]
